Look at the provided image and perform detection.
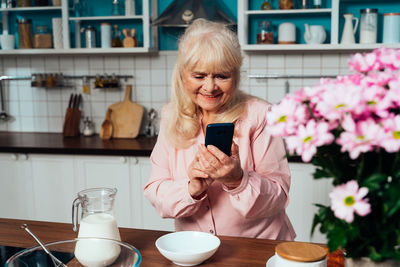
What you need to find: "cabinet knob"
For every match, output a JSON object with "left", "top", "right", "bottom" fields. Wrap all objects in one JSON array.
[
  {"left": 19, "top": 154, "right": 28, "bottom": 161},
  {"left": 11, "top": 154, "right": 18, "bottom": 161},
  {"left": 131, "top": 157, "right": 138, "bottom": 165},
  {"left": 120, "top": 157, "right": 127, "bottom": 164}
]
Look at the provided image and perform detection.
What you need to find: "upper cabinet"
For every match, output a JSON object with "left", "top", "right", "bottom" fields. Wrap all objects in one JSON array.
[
  {"left": 0, "top": 0, "right": 158, "bottom": 55},
  {"left": 238, "top": 0, "right": 400, "bottom": 52}
]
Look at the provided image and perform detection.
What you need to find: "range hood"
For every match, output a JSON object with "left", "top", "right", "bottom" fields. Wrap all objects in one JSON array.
[{"left": 152, "top": 0, "right": 235, "bottom": 27}]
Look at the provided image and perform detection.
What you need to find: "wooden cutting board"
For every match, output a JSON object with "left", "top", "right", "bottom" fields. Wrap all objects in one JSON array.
[{"left": 107, "top": 85, "right": 144, "bottom": 138}]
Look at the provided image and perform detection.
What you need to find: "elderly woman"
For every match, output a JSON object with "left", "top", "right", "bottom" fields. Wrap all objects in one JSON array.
[{"left": 144, "top": 19, "right": 295, "bottom": 240}]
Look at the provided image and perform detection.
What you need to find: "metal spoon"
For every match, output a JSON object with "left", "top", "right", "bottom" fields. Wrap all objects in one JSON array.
[{"left": 21, "top": 224, "right": 67, "bottom": 267}]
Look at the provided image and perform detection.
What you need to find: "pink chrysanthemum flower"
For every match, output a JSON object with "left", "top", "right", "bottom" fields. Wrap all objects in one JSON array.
[
  {"left": 267, "top": 96, "right": 307, "bottom": 136},
  {"left": 348, "top": 52, "right": 379, "bottom": 73},
  {"left": 380, "top": 115, "right": 400, "bottom": 153},
  {"left": 330, "top": 180, "right": 371, "bottom": 223},
  {"left": 285, "top": 120, "right": 334, "bottom": 162},
  {"left": 336, "top": 116, "right": 385, "bottom": 159}
]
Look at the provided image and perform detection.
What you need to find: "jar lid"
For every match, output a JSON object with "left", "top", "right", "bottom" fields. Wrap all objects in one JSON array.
[
  {"left": 17, "top": 18, "right": 32, "bottom": 23},
  {"left": 275, "top": 242, "right": 327, "bottom": 262},
  {"left": 259, "top": 20, "right": 272, "bottom": 26},
  {"left": 384, "top": 13, "right": 400, "bottom": 16},
  {"left": 361, "top": 8, "right": 378, "bottom": 14}
]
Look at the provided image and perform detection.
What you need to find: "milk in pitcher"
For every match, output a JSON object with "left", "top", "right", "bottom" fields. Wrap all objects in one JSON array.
[{"left": 75, "top": 213, "right": 121, "bottom": 266}]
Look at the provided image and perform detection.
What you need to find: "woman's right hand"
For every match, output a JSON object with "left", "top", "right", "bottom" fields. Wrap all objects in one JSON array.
[{"left": 188, "top": 149, "right": 213, "bottom": 198}]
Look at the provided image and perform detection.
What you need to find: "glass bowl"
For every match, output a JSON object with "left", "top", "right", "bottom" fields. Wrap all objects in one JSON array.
[{"left": 5, "top": 237, "right": 141, "bottom": 267}]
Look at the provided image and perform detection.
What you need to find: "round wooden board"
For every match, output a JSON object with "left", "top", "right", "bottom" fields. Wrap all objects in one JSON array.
[{"left": 275, "top": 242, "right": 327, "bottom": 262}]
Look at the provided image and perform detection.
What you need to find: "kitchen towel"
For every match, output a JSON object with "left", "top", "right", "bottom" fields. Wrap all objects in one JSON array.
[{"left": 52, "top": 18, "right": 63, "bottom": 49}]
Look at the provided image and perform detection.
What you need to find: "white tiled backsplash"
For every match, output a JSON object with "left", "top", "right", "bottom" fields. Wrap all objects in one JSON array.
[{"left": 0, "top": 51, "right": 353, "bottom": 134}]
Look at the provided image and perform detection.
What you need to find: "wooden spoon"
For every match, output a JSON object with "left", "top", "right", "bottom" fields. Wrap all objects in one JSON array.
[{"left": 100, "top": 109, "right": 113, "bottom": 140}]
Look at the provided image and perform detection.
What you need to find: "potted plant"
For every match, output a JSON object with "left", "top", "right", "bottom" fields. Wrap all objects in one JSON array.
[{"left": 267, "top": 47, "right": 400, "bottom": 266}]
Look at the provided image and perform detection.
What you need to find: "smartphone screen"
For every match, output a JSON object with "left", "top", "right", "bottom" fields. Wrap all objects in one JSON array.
[{"left": 204, "top": 123, "right": 234, "bottom": 156}]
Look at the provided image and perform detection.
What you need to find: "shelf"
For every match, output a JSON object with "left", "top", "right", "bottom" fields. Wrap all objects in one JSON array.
[
  {"left": 242, "top": 43, "right": 400, "bottom": 52},
  {"left": 245, "top": 8, "right": 332, "bottom": 15},
  {"left": 0, "top": 6, "right": 61, "bottom": 11},
  {"left": 69, "top": 15, "right": 144, "bottom": 21},
  {"left": 0, "top": 47, "right": 158, "bottom": 55}
]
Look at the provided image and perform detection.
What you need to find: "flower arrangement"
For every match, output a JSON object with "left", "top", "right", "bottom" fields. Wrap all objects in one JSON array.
[{"left": 267, "top": 47, "right": 400, "bottom": 262}]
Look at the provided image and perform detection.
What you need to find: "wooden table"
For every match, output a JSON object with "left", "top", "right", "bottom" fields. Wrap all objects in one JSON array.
[
  {"left": 0, "top": 218, "right": 344, "bottom": 267},
  {"left": 0, "top": 218, "right": 281, "bottom": 267}
]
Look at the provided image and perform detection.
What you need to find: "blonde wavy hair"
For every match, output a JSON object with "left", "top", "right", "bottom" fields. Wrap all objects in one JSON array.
[{"left": 167, "top": 19, "right": 251, "bottom": 148}]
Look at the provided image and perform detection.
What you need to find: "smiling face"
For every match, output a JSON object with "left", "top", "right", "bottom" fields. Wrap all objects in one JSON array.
[{"left": 182, "top": 65, "right": 236, "bottom": 117}]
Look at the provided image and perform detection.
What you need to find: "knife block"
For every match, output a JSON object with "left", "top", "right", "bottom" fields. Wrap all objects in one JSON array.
[{"left": 63, "top": 108, "right": 81, "bottom": 137}]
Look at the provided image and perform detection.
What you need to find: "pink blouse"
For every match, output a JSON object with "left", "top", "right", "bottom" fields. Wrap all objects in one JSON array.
[{"left": 144, "top": 98, "right": 296, "bottom": 240}]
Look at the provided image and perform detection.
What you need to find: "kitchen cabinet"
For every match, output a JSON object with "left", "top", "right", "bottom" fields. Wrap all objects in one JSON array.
[
  {"left": 0, "top": 0, "right": 157, "bottom": 55},
  {"left": 286, "top": 163, "right": 332, "bottom": 243},
  {"left": 0, "top": 153, "right": 35, "bottom": 220},
  {"left": 238, "top": 0, "right": 400, "bottom": 52},
  {"left": 0, "top": 153, "right": 174, "bottom": 231},
  {"left": 30, "top": 154, "right": 76, "bottom": 222},
  {"left": 0, "top": 152, "right": 331, "bottom": 242}
]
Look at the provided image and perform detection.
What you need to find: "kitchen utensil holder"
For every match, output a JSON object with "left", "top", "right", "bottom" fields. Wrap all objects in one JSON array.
[{"left": 63, "top": 94, "right": 82, "bottom": 137}]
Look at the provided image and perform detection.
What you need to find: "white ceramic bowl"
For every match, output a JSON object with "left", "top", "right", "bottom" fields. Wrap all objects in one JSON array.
[{"left": 155, "top": 231, "right": 221, "bottom": 266}]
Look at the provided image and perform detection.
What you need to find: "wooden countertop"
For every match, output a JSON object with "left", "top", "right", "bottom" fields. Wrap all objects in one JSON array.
[
  {"left": 0, "top": 131, "right": 303, "bottom": 162},
  {"left": 0, "top": 132, "right": 157, "bottom": 156},
  {"left": 0, "top": 218, "right": 280, "bottom": 267},
  {"left": 0, "top": 218, "right": 343, "bottom": 267}
]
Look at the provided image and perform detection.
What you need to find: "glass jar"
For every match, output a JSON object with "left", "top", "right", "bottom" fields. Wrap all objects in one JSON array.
[
  {"left": 279, "top": 0, "right": 293, "bottom": 9},
  {"left": 360, "top": 8, "right": 378, "bottom": 44},
  {"left": 17, "top": 0, "right": 30, "bottom": 7},
  {"left": 260, "top": 1, "right": 272, "bottom": 10},
  {"left": 34, "top": 25, "right": 52, "bottom": 48},
  {"left": 112, "top": 0, "right": 121, "bottom": 16},
  {"left": 313, "top": 0, "right": 321, "bottom": 8},
  {"left": 17, "top": 18, "right": 32, "bottom": 49},
  {"left": 257, "top": 21, "right": 274, "bottom": 44},
  {"left": 111, "top": 24, "right": 122, "bottom": 47}
]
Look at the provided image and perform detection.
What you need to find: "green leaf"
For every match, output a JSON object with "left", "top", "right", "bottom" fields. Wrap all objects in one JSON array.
[
  {"left": 368, "top": 246, "right": 382, "bottom": 262},
  {"left": 387, "top": 198, "right": 400, "bottom": 217},
  {"left": 394, "top": 169, "right": 400, "bottom": 179},
  {"left": 327, "top": 226, "right": 348, "bottom": 252},
  {"left": 362, "top": 173, "right": 387, "bottom": 191},
  {"left": 313, "top": 168, "right": 331, "bottom": 179}
]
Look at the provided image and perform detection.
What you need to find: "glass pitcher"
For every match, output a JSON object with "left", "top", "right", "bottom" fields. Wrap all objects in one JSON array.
[{"left": 72, "top": 187, "right": 121, "bottom": 241}]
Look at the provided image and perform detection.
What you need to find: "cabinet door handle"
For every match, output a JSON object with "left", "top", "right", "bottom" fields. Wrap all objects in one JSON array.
[
  {"left": 131, "top": 157, "right": 138, "bottom": 165},
  {"left": 120, "top": 157, "right": 127, "bottom": 164},
  {"left": 19, "top": 154, "right": 28, "bottom": 161}
]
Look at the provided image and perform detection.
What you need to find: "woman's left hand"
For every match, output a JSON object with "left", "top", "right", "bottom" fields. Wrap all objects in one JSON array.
[{"left": 197, "top": 142, "right": 243, "bottom": 189}]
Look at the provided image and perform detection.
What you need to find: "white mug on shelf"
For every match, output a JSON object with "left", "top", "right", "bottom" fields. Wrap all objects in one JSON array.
[{"left": 0, "top": 34, "right": 15, "bottom": 50}]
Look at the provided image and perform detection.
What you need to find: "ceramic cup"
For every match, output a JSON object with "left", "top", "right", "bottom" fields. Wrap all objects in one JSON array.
[
  {"left": 278, "top": 22, "right": 296, "bottom": 44},
  {"left": 0, "top": 34, "right": 15, "bottom": 50},
  {"left": 383, "top": 13, "right": 400, "bottom": 44}
]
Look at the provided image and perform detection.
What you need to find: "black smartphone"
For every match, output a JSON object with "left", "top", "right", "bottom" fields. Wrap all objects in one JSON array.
[{"left": 205, "top": 123, "right": 234, "bottom": 156}]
